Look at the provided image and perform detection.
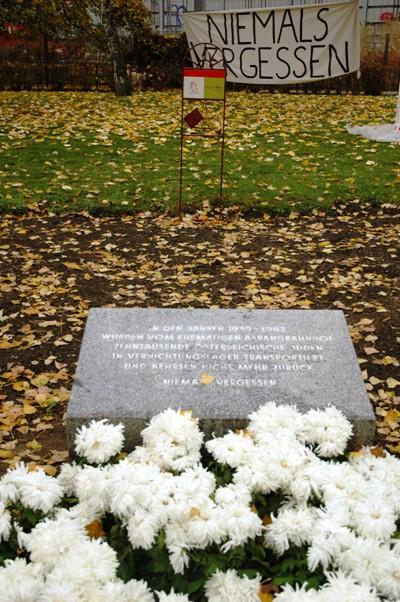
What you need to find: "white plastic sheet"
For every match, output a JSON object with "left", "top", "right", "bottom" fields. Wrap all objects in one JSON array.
[
  {"left": 346, "top": 82, "right": 400, "bottom": 143},
  {"left": 346, "top": 123, "right": 400, "bottom": 143}
]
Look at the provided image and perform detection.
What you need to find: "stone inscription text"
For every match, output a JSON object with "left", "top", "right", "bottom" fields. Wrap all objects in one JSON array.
[{"left": 100, "top": 323, "right": 332, "bottom": 388}]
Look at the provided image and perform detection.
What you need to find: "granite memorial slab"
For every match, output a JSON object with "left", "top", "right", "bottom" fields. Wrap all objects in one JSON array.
[{"left": 67, "top": 308, "right": 375, "bottom": 451}]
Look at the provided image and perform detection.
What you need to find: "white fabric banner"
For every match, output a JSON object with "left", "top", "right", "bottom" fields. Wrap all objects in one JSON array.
[{"left": 184, "top": 1, "right": 360, "bottom": 85}]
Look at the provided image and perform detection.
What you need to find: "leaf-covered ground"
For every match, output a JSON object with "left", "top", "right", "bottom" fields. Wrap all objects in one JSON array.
[
  {"left": 0, "top": 91, "right": 399, "bottom": 214},
  {"left": 0, "top": 203, "right": 399, "bottom": 473}
]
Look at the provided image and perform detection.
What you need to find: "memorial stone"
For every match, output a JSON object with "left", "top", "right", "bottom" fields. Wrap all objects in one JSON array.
[{"left": 67, "top": 308, "right": 375, "bottom": 450}]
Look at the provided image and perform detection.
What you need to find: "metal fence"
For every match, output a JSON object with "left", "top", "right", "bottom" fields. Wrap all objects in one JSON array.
[{"left": 144, "top": 0, "right": 400, "bottom": 32}]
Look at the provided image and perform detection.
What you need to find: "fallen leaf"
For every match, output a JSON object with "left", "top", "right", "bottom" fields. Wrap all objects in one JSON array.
[
  {"left": 364, "top": 347, "right": 378, "bottom": 355},
  {"left": 200, "top": 372, "right": 215, "bottom": 385},
  {"left": 26, "top": 439, "right": 42, "bottom": 451},
  {"left": 371, "top": 447, "right": 386, "bottom": 458},
  {"left": 86, "top": 520, "right": 106, "bottom": 539}
]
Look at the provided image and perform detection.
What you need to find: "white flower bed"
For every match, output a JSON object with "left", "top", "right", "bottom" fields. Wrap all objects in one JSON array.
[{"left": 0, "top": 403, "right": 399, "bottom": 601}]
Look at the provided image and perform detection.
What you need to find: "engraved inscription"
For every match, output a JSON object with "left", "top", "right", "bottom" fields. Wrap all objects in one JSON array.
[{"left": 100, "top": 322, "right": 332, "bottom": 389}]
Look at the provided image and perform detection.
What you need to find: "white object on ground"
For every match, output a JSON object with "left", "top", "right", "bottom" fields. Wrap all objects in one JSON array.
[{"left": 347, "top": 81, "right": 400, "bottom": 142}]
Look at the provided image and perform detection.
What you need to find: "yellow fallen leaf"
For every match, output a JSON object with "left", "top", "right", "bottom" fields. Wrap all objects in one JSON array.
[
  {"left": 35, "top": 393, "right": 48, "bottom": 405},
  {"left": 86, "top": 520, "right": 106, "bottom": 539},
  {"left": 348, "top": 450, "right": 362, "bottom": 458},
  {"left": 26, "top": 439, "right": 42, "bottom": 451},
  {"left": 371, "top": 447, "right": 386, "bottom": 458},
  {"left": 258, "top": 593, "right": 273, "bottom": 602},
  {"left": 13, "top": 381, "right": 29, "bottom": 392},
  {"left": 23, "top": 403, "right": 37, "bottom": 414},
  {"left": 384, "top": 409, "right": 400, "bottom": 427},
  {"left": 381, "top": 356, "right": 399, "bottom": 366},
  {"left": 42, "top": 465, "right": 57, "bottom": 476},
  {"left": 31, "top": 375, "right": 49, "bottom": 387},
  {"left": 179, "top": 409, "right": 193, "bottom": 417},
  {"left": 200, "top": 372, "right": 215, "bottom": 385},
  {"left": 387, "top": 377, "right": 400, "bottom": 389},
  {"left": 0, "top": 340, "right": 20, "bottom": 349},
  {"left": 63, "top": 262, "right": 82, "bottom": 270},
  {"left": 0, "top": 449, "right": 14, "bottom": 459}
]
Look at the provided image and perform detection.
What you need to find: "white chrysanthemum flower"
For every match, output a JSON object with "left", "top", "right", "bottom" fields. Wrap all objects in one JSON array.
[
  {"left": 161, "top": 441, "right": 202, "bottom": 473},
  {"left": 284, "top": 453, "right": 325, "bottom": 503},
  {"left": 263, "top": 440, "right": 310, "bottom": 488},
  {"left": 97, "top": 578, "right": 155, "bottom": 602},
  {"left": 142, "top": 409, "right": 201, "bottom": 448},
  {"left": 273, "top": 582, "right": 320, "bottom": 601},
  {"left": 206, "top": 431, "right": 257, "bottom": 468},
  {"left": 14, "top": 521, "right": 26, "bottom": 550},
  {"left": 233, "top": 439, "right": 308, "bottom": 495},
  {"left": 337, "top": 536, "right": 386, "bottom": 588},
  {"left": 348, "top": 447, "right": 386, "bottom": 477},
  {"left": 38, "top": 581, "right": 81, "bottom": 602},
  {"left": 319, "top": 462, "right": 366, "bottom": 504},
  {"left": 233, "top": 457, "right": 278, "bottom": 494},
  {"left": 172, "top": 466, "right": 216, "bottom": 511},
  {"left": 248, "top": 402, "right": 303, "bottom": 441},
  {"left": 65, "top": 500, "right": 103, "bottom": 525},
  {"left": 127, "top": 510, "right": 161, "bottom": 549},
  {"left": 141, "top": 409, "right": 203, "bottom": 472},
  {"left": 107, "top": 460, "right": 167, "bottom": 519},
  {"left": 0, "top": 462, "right": 29, "bottom": 504},
  {"left": 214, "top": 483, "right": 252, "bottom": 507},
  {"left": 18, "top": 468, "right": 64, "bottom": 514},
  {"left": 0, "top": 557, "right": 44, "bottom": 602},
  {"left": 298, "top": 407, "right": 352, "bottom": 457},
  {"left": 128, "top": 445, "right": 155, "bottom": 465},
  {"left": 184, "top": 500, "right": 226, "bottom": 548},
  {"left": 1, "top": 463, "right": 63, "bottom": 514},
  {"left": 348, "top": 449, "right": 400, "bottom": 516},
  {"left": 156, "top": 589, "right": 191, "bottom": 601},
  {"left": 375, "top": 550, "right": 400, "bottom": 600},
  {"left": 166, "top": 544, "right": 190, "bottom": 574},
  {"left": 46, "top": 538, "right": 118, "bottom": 589},
  {"left": 0, "top": 501, "right": 11, "bottom": 542},
  {"left": 204, "top": 569, "right": 261, "bottom": 602},
  {"left": 307, "top": 509, "right": 354, "bottom": 572},
  {"left": 220, "top": 503, "right": 262, "bottom": 552},
  {"left": 265, "top": 505, "right": 316, "bottom": 556},
  {"left": 75, "top": 419, "right": 124, "bottom": 464},
  {"left": 322, "top": 570, "right": 381, "bottom": 602},
  {"left": 351, "top": 498, "right": 396, "bottom": 540},
  {"left": 75, "top": 465, "right": 110, "bottom": 516},
  {"left": 57, "top": 462, "right": 82, "bottom": 497},
  {"left": 24, "top": 512, "right": 88, "bottom": 570}
]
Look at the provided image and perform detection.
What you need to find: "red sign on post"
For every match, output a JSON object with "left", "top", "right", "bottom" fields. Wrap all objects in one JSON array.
[
  {"left": 183, "top": 68, "right": 226, "bottom": 100},
  {"left": 178, "top": 44, "right": 228, "bottom": 219}
]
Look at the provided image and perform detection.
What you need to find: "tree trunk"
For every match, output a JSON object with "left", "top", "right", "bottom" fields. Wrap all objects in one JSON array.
[
  {"left": 42, "top": 32, "right": 49, "bottom": 89},
  {"left": 112, "top": 47, "right": 132, "bottom": 96},
  {"left": 102, "top": 0, "right": 132, "bottom": 96}
]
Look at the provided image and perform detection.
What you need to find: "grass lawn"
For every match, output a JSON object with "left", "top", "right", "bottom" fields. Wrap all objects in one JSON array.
[{"left": 0, "top": 90, "right": 399, "bottom": 214}]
